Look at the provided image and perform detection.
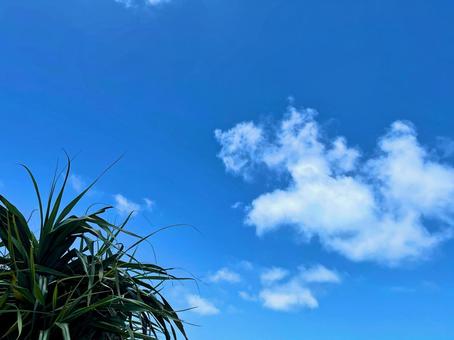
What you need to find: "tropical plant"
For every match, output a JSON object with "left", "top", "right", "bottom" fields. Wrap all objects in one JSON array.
[{"left": 0, "top": 160, "right": 188, "bottom": 339}]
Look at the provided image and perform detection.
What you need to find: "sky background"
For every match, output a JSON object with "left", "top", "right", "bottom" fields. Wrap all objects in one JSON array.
[{"left": 2, "top": 0, "right": 454, "bottom": 339}]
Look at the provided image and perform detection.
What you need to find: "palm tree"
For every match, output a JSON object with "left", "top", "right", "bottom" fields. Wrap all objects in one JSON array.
[{"left": 0, "top": 159, "right": 188, "bottom": 339}]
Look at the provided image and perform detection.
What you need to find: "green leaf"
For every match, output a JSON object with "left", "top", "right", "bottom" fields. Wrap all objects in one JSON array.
[
  {"left": 52, "top": 283, "right": 58, "bottom": 309},
  {"left": 0, "top": 160, "right": 189, "bottom": 339},
  {"left": 38, "top": 329, "right": 50, "bottom": 340},
  {"left": 15, "top": 309, "right": 22, "bottom": 340},
  {"left": 0, "top": 290, "right": 9, "bottom": 309},
  {"left": 21, "top": 164, "right": 44, "bottom": 230},
  {"left": 56, "top": 322, "right": 71, "bottom": 340}
]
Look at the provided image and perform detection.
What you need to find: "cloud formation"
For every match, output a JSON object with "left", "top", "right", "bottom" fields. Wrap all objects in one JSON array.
[
  {"left": 238, "top": 291, "right": 258, "bottom": 302},
  {"left": 143, "top": 198, "right": 155, "bottom": 210},
  {"left": 113, "top": 194, "right": 156, "bottom": 216},
  {"left": 258, "top": 264, "right": 339, "bottom": 311},
  {"left": 300, "top": 265, "right": 341, "bottom": 284},
  {"left": 114, "top": 194, "right": 141, "bottom": 215},
  {"left": 186, "top": 294, "right": 220, "bottom": 315},
  {"left": 215, "top": 106, "right": 454, "bottom": 265},
  {"left": 69, "top": 174, "right": 85, "bottom": 193},
  {"left": 231, "top": 201, "right": 244, "bottom": 209},
  {"left": 209, "top": 268, "right": 241, "bottom": 283},
  {"left": 215, "top": 122, "right": 264, "bottom": 180},
  {"left": 260, "top": 267, "right": 289, "bottom": 285},
  {"left": 259, "top": 280, "right": 318, "bottom": 311},
  {"left": 115, "top": 0, "right": 169, "bottom": 8}
]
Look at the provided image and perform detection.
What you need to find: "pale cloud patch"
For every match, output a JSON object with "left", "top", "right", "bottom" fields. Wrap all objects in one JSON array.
[
  {"left": 238, "top": 260, "right": 254, "bottom": 271},
  {"left": 186, "top": 295, "right": 220, "bottom": 316},
  {"left": 231, "top": 201, "right": 243, "bottom": 209},
  {"left": 147, "top": 0, "right": 170, "bottom": 4},
  {"left": 69, "top": 174, "right": 85, "bottom": 193},
  {"left": 216, "top": 106, "right": 454, "bottom": 265},
  {"left": 115, "top": 0, "right": 170, "bottom": 8},
  {"left": 436, "top": 137, "right": 454, "bottom": 158},
  {"left": 239, "top": 291, "right": 257, "bottom": 302},
  {"left": 143, "top": 198, "right": 155, "bottom": 210},
  {"left": 300, "top": 265, "right": 341, "bottom": 284},
  {"left": 215, "top": 122, "right": 264, "bottom": 180},
  {"left": 115, "top": 0, "right": 132, "bottom": 7},
  {"left": 260, "top": 267, "right": 289, "bottom": 285},
  {"left": 209, "top": 268, "right": 241, "bottom": 283},
  {"left": 113, "top": 194, "right": 156, "bottom": 215},
  {"left": 259, "top": 280, "right": 318, "bottom": 311},
  {"left": 421, "top": 280, "right": 440, "bottom": 291},
  {"left": 239, "top": 263, "right": 340, "bottom": 312},
  {"left": 114, "top": 194, "right": 141, "bottom": 215}
]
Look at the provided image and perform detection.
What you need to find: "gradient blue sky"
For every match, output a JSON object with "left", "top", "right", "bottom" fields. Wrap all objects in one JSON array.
[{"left": 2, "top": 0, "right": 454, "bottom": 339}]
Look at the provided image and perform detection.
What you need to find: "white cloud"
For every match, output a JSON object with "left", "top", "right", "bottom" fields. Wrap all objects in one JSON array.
[
  {"left": 114, "top": 0, "right": 134, "bottom": 7},
  {"left": 239, "top": 263, "right": 340, "bottom": 312},
  {"left": 231, "top": 201, "right": 243, "bottom": 209},
  {"left": 209, "top": 268, "right": 241, "bottom": 283},
  {"left": 69, "top": 174, "right": 85, "bottom": 193},
  {"left": 259, "top": 280, "right": 318, "bottom": 311},
  {"left": 436, "top": 137, "right": 454, "bottom": 158},
  {"left": 146, "top": 0, "right": 169, "bottom": 4},
  {"left": 300, "top": 265, "right": 341, "bottom": 284},
  {"left": 115, "top": 0, "right": 169, "bottom": 8},
  {"left": 215, "top": 122, "right": 264, "bottom": 180},
  {"left": 143, "top": 198, "right": 155, "bottom": 210},
  {"left": 215, "top": 106, "right": 454, "bottom": 265},
  {"left": 238, "top": 260, "right": 254, "bottom": 270},
  {"left": 186, "top": 294, "right": 220, "bottom": 315},
  {"left": 260, "top": 267, "right": 289, "bottom": 285},
  {"left": 114, "top": 194, "right": 141, "bottom": 215},
  {"left": 239, "top": 291, "right": 257, "bottom": 302},
  {"left": 114, "top": 195, "right": 155, "bottom": 215}
]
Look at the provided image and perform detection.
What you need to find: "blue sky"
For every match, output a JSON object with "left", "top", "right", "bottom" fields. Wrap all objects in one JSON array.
[{"left": 2, "top": 0, "right": 454, "bottom": 339}]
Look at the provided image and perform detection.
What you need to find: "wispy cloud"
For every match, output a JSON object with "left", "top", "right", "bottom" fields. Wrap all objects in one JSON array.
[
  {"left": 114, "top": 194, "right": 141, "bottom": 215},
  {"left": 209, "top": 268, "right": 241, "bottom": 284},
  {"left": 215, "top": 105, "right": 454, "bottom": 265},
  {"left": 113, "top": 194, "right": 157, "bottom": 215},
  {"left": 143, "top": 198, "right": 155, "bottom": 210},
  {"left": 147, "top": 0, "right": 169, "bottom": 4},
  {"left": 260, "top": 267, "right": 289, "bottom": 285},
  {"left": 238, "top": 260, "right": 253, "bottom": 271},
  {"left": 300, "top": 265, "right": 341, "bottom": 284},
  {"left": 231, "top": 201, "right": 243, "bottom": 209},
  {"left": 115, "top": 0, "right": 170, "bottom": 8},
  {"left": 387, "top": 280, "right": 440, "bottom": 294},
  {"left": 240, "top": 264, "right": 340, "bottom": 312},
  {"left": 186, "top": 295, "right": 220, "bottom": 315},
  {"left": 238, "top": 291, "right": 257, "bottom": 302},
  {"left": 69, "top": 174, "right": 85, "bottom": 193},
  {"left": 259, "top": 280, "right": 318, "bottom": 311},
  {"left": 215, "top": 122, "right": 264, "bottom": 180},
  {"left": 436, "top": 136, "right": 454, "bottom": 158}
]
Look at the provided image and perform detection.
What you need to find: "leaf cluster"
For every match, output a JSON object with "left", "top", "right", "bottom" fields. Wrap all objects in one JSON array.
[{"left": 0, "top": 160, "right": 188, "bottom": 339}]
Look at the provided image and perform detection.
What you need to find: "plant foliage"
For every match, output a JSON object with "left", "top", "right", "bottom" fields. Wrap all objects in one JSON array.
[{"left": 0, "top": 160, "right": 188, "bottom": 339}]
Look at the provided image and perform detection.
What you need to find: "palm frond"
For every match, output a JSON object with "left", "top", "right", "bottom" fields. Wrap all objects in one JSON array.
[{"left": 0, "top": 160, "right": 189, "bottom": 339}]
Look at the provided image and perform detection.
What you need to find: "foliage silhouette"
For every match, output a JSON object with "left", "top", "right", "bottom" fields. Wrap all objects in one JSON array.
[{"left": 0, "top": 159, "right": 188, "bottom": 339}]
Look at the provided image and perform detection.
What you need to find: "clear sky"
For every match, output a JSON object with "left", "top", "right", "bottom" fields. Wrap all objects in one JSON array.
[{"left": 2, "top": 0, "right": 454, "bottom": 339}]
